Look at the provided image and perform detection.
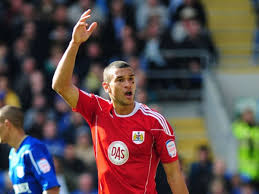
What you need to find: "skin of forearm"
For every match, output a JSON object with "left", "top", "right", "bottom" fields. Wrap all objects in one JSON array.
[
  {"left": 52, "top": 41, "right": 80, "bottom": 91},
  {"left": 42, "top": 187, "right": 60, "bottom": 194},
  {"left": 168, "top": 174, "right": 189, "bottom": 194}
]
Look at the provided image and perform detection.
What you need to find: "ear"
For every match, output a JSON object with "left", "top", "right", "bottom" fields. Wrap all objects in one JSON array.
[
  {"left": 102, "top": 82, "right": 110, "bottom": 93},
  {"left": 4, "top": 119, "right": 12, "bottom": 129}
]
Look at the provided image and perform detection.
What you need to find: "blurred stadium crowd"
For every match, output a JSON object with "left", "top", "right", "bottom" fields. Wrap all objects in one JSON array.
[{"left": 0, "top": 0, "right": 258, "bottom": 193}]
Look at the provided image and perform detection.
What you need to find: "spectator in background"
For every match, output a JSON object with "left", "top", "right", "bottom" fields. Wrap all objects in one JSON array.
[
  {"left": 24, "top": 93, "right": 55, "bottom": 130},
  {"left": 232, "top": 109, "right": 259, "bottom": 187},
  {"left": 119, "top": 36, "right": 139, "bottom": 61},
  {"left": 68, "top": 0, "right": 105, "bottom": 25},
  {"left": 135, "top": 88, "right": 148, "bottom": 104},
  {"left": 76, "top": 41, "right": 104, "bottom": 81},
  {"left": 21, "top": 20, "right": 40, "bottom": 60},
  {"left": 103, "top": 0, "right": 135, "bottom": 57},
  {"left": 179, "top": 15, "right": 218, "bottom": 65},
  {"left": 0, "top": 42, "right": 9, "bottom": 74},
  {"left": 5, "top": 0, "right": 24, "bottom": 42},
  {"left": 143, "top": 16, "right": 166, "bottom": 69},
  {"left": 63, "top": 144, "right": 87, "bottom": 192},
  {"left": 75, "top": 126, "right": 96, "bottom": 171},
  {"left": 72, "top": 172, "right": 98, "bottom": 194},
  {"left": 230, "top": 173, "right": 243, "bottom": 194},
  {"left": 82, "top": 62, "right": 103, "bottom": 94},
  {"left": 10, "top": 37, "right": 30, "bottom": 79},
  {"left": 209, "top": 159, "right": 232, "bottom": 193},
  {"left": 208, "top": 177, "right": 228, "bottom": 194},
  {"left": 54, "top": 95, "right": 71, "bottom": 135},
  {"left": 14, "top": 56, "right": 36, "bottom": 110},
  {"left": 188, "top": 145, "right": 213, "bottom": 194},
  {"left": 52, "top": 4, "right": 70, "bottom": 28},
  {"left": 53, "top": 155, "right": 70, "bottom": 194},
  {"left": 0, "top": 73, "right": 21, "bottom": 107},
  {"left": 29, "top": 70, "right": 52, "bottom": 103},
  {"left": 42, "top": 119, "right": 65, "bottom": 157},
  {"left": 171, "top": 0, "right": 207, "bottom": 27},
  {"left": 136, "top": 0, "right": 168, "bottom": 32},
  {"left": 44, "top": 44, "right": 64, "bottom": 83},
  {"left": 49, "top": 24, "right": 70, "bottom": 46},
  {"left": 62, "top": 112, "right": 87, "bottom": 144},
  {"left": 25, "top": 107, "right": 46, "bottom": 139},
  {"left": 39, "top": 0, "right": 56, "bottom": 21},
  {"left": 240, "top": 182, "right": 257, "bottom": 194},
  {"left": 21, "top": 2, "right": 36, "bottom": 22}
]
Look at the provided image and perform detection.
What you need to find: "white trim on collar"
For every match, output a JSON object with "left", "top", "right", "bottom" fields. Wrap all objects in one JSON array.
[{"left": 114, "top": 102, "right": 140, "bottom": 117}]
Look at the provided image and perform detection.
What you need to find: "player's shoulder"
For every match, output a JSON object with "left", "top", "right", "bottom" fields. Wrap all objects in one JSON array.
[
  {"left": 138, "top": 103, "right": 165, "bottom": 118},
  {"left": 23, "top": 136, "right": 46, "bottom": 151},
  {"left": 80, "top": 89, "right": 112, "bottom": 110}
]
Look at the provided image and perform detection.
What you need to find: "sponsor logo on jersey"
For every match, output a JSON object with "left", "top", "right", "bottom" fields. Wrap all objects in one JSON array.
[
  {"left": 108, "top": 141, "right": 129, "bottom": 165},
  {"left": 13, "top": 182, "right": 32, "bottom": 193},
  {"left": 132, "top": 131, "right": 145, "bottom": 144},
  {"left": 166, "top": 140, "right": 177, "bottom": 158},
  {"left": 37, "top": 158, "right": 51, "bottom": 173},
  {"left": 16, "top": 166, "right": 24, "bottom": 178}
]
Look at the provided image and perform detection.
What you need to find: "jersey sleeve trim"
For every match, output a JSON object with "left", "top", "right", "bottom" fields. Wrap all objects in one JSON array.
[
  {"left": 139, "top": 106, "right": 173, "bottom": 136},
  {"left": 24, "top": 150, "right": 41, "bottom": 175},
  {"left": 161, "top": 156, "right": 179, "bottom": 163},
  {"left": 94, "top": 95, "right": 103, "bottom": 111}
]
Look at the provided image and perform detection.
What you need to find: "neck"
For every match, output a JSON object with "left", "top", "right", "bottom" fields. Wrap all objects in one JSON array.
[
  {"left": 114, "top": 102, "right": 135, "bottom": 115},
  {"left": 10, "top": 129, "right": 27, "bottom": 150}
]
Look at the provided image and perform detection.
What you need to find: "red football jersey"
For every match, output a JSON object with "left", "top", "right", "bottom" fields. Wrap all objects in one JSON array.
[{"left": 73, "top": 89, "right": 178, "bottom": 194}]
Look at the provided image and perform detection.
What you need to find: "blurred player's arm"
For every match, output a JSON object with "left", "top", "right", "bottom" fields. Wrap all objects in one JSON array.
[
  {"left": 163, "top": 160, "right": 189, "bottom": 194},
  {"left": 52, "top": 9, "right": 97, "bottom": 108},
  {"left": 43, "top": 186, "right": 60, "bottom": 194}
]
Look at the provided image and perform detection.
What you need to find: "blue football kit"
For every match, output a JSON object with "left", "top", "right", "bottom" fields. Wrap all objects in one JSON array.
[{"left": 9, "top": 136, "right": 60, "bottom": 193}]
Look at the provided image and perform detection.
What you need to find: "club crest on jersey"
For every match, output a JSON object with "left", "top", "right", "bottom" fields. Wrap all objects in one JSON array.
[
  {"left": 166, "top": 140, "right": 177, "bottom": 158},
  {"left": 108, "top": 141, "right": 129, "bottom": 165},
  {"left": 37, "top": 158, "right": 51, "bottom": 174},
  {"left": 132, "top": 131, "right": 145, "bottom": 144},
  {"left": 16, "top": 166, "right": 24, "bottom": 178}
]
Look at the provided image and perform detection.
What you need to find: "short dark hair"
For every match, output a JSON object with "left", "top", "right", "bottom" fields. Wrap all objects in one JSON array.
[
  {"left": 0, "top": 105, "right": 24, "bottom": 129},
  {"left": 103, "top": 61, "right": 131, "bottom": 82},
  {"left": 198, "top": 145, "right": 209, "bottom": 152}
]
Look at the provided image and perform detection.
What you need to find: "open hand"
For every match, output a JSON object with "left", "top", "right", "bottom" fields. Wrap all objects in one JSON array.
[{"left": 71, "top": 9, "right": 98, "bottom": 44}]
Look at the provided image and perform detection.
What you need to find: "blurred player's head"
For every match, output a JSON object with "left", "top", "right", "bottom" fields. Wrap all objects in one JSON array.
[
  {"left": 0, "top": 105, "right": 24, "bottom": 143},
  {"left": 102, "top": 61, "right": 136, "bottom": 106}
]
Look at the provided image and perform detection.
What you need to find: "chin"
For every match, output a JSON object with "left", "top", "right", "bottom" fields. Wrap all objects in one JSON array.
[{"left": 122, "top": 100, "right": 133, "bottom": 106}]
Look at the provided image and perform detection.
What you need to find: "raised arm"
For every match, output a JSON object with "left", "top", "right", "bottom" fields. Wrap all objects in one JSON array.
[
  {"left": 163, "top": 161, "right": 189, "bottom": 194},
  {"left": 52, "top": 9, "right": 97, "bottom": 108}
]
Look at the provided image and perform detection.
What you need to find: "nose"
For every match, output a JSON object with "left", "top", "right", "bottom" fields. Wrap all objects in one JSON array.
[{"left": 124, "top": 79, "right": 133, "bottom": 88}]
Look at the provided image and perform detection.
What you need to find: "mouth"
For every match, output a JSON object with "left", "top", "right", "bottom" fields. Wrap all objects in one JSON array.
[{"left": 125, "top": 91, "right": 133, "bottom": 98}]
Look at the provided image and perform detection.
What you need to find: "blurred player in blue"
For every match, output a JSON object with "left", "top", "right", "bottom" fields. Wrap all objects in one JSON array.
[{"left": 0, "top": 105, "right": 60, "bottom": 194}]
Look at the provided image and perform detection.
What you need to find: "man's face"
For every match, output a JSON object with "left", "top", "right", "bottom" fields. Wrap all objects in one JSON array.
[
  {"left": 108, "top": 67, "right": 136, "bottom": 106},
  {"left": 0, "top": 121, "right": 8, "bottom": 144}
]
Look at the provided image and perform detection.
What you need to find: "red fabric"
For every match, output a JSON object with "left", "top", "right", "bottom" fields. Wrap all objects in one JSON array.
[{"left": 73, "top": 89, "right": 178, "bottom": 194}]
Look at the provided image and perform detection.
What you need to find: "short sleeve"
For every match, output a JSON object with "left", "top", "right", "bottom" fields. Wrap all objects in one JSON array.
[
  {"left": 25, "top": 144, "right": 60, "bottom": 191},
  {"left": 152, "top": 119, "right": 178, "bottom": 163},
  {"left": 72, "top": 89, "right": 98, "bottom": 125}
]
